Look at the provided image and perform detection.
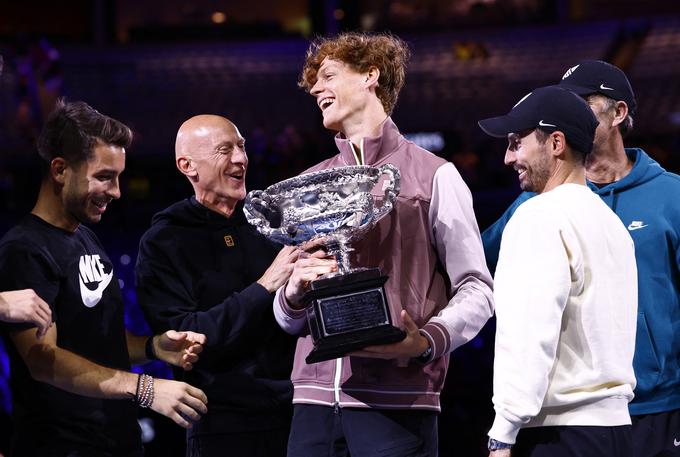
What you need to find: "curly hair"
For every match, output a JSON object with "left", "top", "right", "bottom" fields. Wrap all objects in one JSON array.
[
  {"left": 37, "top": 99, "right": 132, "bottom": 168},
  {"left": 299, "top": 32, "right": 411, "bottom": 116}
]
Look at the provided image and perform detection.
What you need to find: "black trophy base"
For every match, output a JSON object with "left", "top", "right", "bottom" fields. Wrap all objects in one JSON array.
[
  {"left": 304, "top": 268, "right": 406, "bottom": 364},
  {"left": 305, "top": 325, "right": 406, "bottom": 364}
]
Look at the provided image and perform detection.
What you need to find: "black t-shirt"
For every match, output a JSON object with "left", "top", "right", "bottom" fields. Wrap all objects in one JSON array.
[{"left": 0, "top": 214, "right": 142, "bottom": 457}]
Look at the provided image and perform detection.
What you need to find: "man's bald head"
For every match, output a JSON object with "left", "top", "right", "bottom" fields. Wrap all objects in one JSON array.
[
  {"left": 175, "top": 114, "right": 238, "bottom": 160},
  {"left": 174, "top": 114, "right": 248, "bottom": 213}
]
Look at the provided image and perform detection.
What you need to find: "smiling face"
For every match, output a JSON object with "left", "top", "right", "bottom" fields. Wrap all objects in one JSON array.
[
  {"left": 62, "top": 140, "right": 125, "bottom": 225},
  {"left": 505, "top": 129, "right": 552, "bottom": 193},
  {"left": 179, "top": 118, "right": 248, "bottom": 209},
  {"left": 310, "top": 57, "right": 373, "bottom": 133}
]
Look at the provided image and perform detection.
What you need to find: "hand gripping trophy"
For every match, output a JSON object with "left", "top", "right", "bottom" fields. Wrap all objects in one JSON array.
[{"left": 244, "top": 164, "right": 406, "bottom": 363}]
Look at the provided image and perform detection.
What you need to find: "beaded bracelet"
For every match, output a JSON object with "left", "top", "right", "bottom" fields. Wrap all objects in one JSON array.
[{"left": 134, "top": 373, "right": 155, "bottom": 408}]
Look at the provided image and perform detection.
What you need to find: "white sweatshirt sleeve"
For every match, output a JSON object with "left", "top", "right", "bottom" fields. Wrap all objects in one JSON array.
[
  {"left": 488, "top": 203, "right": 576, "bottom": 444},
  {"left": 420, "top": 163, "right": 495, "bottom": 358}
]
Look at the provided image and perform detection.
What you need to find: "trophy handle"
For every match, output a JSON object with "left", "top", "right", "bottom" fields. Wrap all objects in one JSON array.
[
  {"left": 243, "top": 190, "right": 276, "bottom": 237},
  {"left": 372, "top": 163, "right": 401, "bottom": 221}
]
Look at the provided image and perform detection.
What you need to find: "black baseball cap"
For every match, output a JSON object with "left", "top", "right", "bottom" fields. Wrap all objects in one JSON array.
[
  {"left": 478, "top": 85, "right": 599, "bottom": 154},
  {"left": 558, "top": 60, "right": 637, "bottom": 114}
]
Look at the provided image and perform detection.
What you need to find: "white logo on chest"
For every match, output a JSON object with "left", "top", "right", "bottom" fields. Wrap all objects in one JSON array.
[
  {"left": 627, "top": 220, "right": 648, "bottom": 231},
  {"left": 78, "top": 254, "right": 113, "bottom": 308}
]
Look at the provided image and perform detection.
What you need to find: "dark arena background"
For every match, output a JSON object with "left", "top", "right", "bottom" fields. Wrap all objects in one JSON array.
[{"left": 1, "top": 1, "right": 679, "bottom": 455}]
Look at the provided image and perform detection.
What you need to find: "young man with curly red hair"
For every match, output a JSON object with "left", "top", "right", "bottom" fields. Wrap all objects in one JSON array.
[{"left": 274, "top": 32, "right": 494, "bottom": 457}]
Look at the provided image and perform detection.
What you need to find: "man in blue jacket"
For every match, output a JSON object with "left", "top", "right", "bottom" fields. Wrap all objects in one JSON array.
[{"left": 482, "top": 61, "right": 680, "bottom": 456}]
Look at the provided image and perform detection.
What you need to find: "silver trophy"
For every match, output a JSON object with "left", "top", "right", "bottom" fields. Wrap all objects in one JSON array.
[{"left": 244, "top": 164, "right": 406, "bottom": 363}]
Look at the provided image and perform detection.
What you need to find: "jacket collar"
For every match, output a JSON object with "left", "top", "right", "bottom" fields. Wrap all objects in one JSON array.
[
  {"left": 587, "top": 148, "right": 663, "bottom": 195},
  {"left": 333, "top": 117, "right": 402, "bottom": 166}
]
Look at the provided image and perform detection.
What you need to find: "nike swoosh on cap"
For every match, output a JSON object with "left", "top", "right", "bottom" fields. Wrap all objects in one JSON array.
[
  {"left": 599, "top": 84, "right": 614, "bottom": 90},
  {"left": 538, "top": 120, "right": 557, "bottom": 127}
]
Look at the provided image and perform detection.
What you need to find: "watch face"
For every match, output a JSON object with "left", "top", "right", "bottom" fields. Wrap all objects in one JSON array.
[{"left": 488, "top": 438, "right": 512, "bottom": 450}]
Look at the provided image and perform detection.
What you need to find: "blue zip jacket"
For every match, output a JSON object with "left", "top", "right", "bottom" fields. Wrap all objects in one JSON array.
[{"left": 482, "top": 148, "right": 680, "bottom": 415}]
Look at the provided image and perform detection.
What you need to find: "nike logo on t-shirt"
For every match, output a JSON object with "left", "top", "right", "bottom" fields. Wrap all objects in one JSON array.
[{"left": 78, "top": 254, "right": 114, "bottom": 308}]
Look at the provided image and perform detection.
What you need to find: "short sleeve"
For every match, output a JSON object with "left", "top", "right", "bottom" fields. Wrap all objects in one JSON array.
[{"left": 0, "top": 242, "right": 60, "bottom": 329}]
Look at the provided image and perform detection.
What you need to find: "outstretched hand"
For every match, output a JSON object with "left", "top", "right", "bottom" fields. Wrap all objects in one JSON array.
[
  {"left": 151, "top": 378, "right": 208, "bottom": 429},
  {"left": 154, "top": 330, "right": 206, "bottom": 371},
  {"left": 350, "top": 310, "right": 429, "bottom": 360}
]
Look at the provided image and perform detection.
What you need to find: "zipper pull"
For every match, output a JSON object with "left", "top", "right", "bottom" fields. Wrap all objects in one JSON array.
[{"left": 334, "top": 402, "right": 340, "bottom": 414}]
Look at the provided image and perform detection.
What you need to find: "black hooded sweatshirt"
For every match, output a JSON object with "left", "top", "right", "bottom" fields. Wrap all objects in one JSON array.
[{"left": 135, "top": 197, "right": 296, "bottom": 435}]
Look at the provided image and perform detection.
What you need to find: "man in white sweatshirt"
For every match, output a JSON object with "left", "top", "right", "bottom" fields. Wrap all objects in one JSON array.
[{"left": 478, "top": 85, "right": 638, "bottom": 457}]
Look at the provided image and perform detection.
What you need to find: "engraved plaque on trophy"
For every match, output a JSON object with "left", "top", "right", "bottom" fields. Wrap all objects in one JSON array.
[{"left": 244, "top": 164, "right": 406, "bottom": 363}]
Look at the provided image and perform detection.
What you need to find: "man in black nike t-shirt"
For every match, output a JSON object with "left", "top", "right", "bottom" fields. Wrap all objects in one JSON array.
[{"left": 0, "top": 100, "right": 209, "bottom": 457}]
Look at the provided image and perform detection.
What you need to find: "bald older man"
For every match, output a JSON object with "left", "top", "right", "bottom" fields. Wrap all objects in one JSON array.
[{"left": 135, "top": 115, "right": 299, "bottom": 457}]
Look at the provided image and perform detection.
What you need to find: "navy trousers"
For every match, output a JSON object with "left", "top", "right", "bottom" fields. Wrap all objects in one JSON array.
[
  {"left": 512, "top": 425, "right": 633, "bottom": 457},
  {"left": 631, "top": 408, "right": 680, "bottom": 457},
  {"left": 186, "top": 427, "right": 289, "bottom": 457},
  {"left": 287, "top": 404, "right": 438, "bottom": 457}
]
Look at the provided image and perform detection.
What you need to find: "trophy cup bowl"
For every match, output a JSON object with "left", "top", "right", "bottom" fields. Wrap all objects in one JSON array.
[{"left": 244, "top": 164, "right": 406, "bottom": 363}]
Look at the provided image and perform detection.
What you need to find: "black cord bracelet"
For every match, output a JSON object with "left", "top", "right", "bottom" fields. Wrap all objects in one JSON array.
[{"left": 145, "top": 336, "right": 158, "bottom": 361}]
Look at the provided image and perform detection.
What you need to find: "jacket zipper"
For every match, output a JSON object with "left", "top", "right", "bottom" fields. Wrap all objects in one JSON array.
[
  {"left": 337, "top": 139, "right": 360, "bottom": 411},
  {"left": 333, "top": 357, "right": 342, "bottom": 413},
  {"left": 349, "top": 140, "right": 365, "bottom": 165}
]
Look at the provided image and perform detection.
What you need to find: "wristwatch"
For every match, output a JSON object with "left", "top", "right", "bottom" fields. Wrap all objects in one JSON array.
[
  {"left": 488, "top": 437, "right": 513, "bottom": 451},
  {"left": 415, "top": 344, "right": 432, "bottom": 363}
]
